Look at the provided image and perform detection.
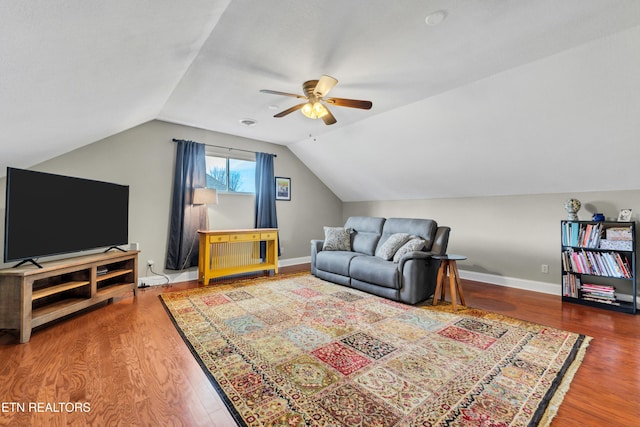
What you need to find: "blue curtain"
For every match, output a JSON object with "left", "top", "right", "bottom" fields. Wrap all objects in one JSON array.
[
  {"left": 166, "top": 140, "right": 207, "bottom": 270},
  {"left": 254, "top": 152, "right": 280, "bottom": 257}
]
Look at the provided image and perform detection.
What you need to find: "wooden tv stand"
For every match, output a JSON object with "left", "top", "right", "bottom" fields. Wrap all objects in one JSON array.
[{"left": 0, "top": 251, "right": 138, "bottom": 343}]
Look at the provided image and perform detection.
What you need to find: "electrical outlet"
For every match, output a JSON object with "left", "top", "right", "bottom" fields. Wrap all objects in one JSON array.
[
  {"left": 147, "top": 260, "right": 155, "bottom": 267},
  {"left": 541, "top": 264, "right": 549, "bottom": 273}
]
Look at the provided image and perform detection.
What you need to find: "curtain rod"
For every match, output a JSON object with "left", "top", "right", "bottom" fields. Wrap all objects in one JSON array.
[{"left": 172, "top": 138, "right": 277, "bottom": 157}]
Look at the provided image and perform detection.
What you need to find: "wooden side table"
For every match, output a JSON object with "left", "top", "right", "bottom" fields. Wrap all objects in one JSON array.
[{"left": 432, "top": 254, "right": 467, "bottom": 311}]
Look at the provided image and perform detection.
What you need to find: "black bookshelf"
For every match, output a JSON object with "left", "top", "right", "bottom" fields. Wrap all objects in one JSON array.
[{"left": 561, "top": 220, "right": 637, "bottom": 314}]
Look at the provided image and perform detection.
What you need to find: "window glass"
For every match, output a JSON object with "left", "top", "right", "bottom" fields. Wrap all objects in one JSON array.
[
  {"left": 205, "top": 155, "right": 256, "bottom": 194},
  {"left": 205, "top": 156, "right": 227, "bottom": 191},
  {"left": 229, "top": 158, "right": 256, "bottom": 193}
]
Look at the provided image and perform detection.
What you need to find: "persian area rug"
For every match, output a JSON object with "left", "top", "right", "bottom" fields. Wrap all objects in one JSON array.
[{"left": 160, "top": 274, "right": 590, "bottom": 427}]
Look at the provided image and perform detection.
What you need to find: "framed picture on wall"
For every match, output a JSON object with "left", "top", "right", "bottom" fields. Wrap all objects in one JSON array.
[{"left": 275, "top": 177, "right": 291, "bottom": 201}]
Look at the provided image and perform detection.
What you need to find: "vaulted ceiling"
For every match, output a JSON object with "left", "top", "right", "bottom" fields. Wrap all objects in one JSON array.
[{"left": 2, "top": 1, "right": 639, "bottom": 201}]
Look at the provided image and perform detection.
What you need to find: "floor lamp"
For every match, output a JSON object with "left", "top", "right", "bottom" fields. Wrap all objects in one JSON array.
[{"left": 192, "top": 188, "right": 218, "bottom": 229}]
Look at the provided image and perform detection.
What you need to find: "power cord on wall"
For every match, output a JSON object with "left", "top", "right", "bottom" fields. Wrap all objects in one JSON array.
[{"left": 146, "top": 260, "right": 171, "bottom": 285}]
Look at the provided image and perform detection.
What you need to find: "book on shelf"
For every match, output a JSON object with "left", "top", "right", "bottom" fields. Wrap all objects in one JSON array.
[
  {"left": 562, "top": 273, "right": 580, "bottom": 298},
  {"left": 562, "top": 222, "right": 603, "bottom": 248},
  {"left": 562, "top": 249, "right": 632, "bottom": 278},
  {"left": 582, "top": 296, "right": 621, "bottom": 306},
  {"left": 581, "top": 283, "right": 619, "bottom": 305}
]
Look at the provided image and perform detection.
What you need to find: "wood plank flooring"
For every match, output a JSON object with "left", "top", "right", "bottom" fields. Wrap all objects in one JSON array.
[{"left": 1, "top": 264, "right": 638, "bottom": 426}]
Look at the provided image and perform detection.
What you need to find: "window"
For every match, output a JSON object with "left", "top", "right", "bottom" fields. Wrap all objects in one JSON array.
[{"left": 205, "top": 154, "right": 256, "bottom": 194}]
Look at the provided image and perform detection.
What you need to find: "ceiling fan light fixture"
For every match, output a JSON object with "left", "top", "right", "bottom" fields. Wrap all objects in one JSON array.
[{"left": 301, "top": 102, "right": 328, "bottom": 119}]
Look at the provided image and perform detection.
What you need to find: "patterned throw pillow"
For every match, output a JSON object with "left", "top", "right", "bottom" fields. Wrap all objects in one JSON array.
[
  {"left": 375, "top": 233, "right": 412, "bottom": 260},
  {"left": 393, "top": 237, "right": 426, "bottom": 263},
  {"left": 322, "top": 227, "right": 352, "bottom": 251}
]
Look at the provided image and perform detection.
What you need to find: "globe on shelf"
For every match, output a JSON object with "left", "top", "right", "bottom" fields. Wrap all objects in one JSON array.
[{"left": 564, "top": 198, "right": 581, "bottom": 220}]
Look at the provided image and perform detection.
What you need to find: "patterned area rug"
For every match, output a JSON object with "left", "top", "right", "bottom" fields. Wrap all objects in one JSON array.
[{"left": 160, "top": 274, "right": 590, "bottom": 427}]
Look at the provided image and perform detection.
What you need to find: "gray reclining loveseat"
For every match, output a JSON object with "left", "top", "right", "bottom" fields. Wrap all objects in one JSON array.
[{"left": 311, "top": 216, "right": 450, "bottom": 304}]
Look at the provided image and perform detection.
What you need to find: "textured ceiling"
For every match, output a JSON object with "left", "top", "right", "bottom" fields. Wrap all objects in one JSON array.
[{"left": 1, "top": 1, "right": 639, "bottom": 201}]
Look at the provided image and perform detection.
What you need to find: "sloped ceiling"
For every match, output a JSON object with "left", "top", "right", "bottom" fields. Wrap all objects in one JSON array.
[{"left": 1, "top": 1, "right": 639, "bottom": 201}]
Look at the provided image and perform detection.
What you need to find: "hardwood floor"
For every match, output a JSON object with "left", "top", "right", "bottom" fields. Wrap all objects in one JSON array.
[{"left": 1, "top": 264, "right": 638, "bottom": 426}]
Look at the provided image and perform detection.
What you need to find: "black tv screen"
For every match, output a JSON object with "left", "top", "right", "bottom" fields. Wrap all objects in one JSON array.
[{"left": 4, "top": 167, "right": 129, "bottom": 263}]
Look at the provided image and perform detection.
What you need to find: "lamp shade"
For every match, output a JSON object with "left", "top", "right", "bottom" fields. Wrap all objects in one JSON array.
[{"left": 193, "top": 188, "right": 218, "bottom": 205}]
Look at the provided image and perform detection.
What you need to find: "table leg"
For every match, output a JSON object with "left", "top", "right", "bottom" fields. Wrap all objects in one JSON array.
[
  {"left": 433, "top": 261, "right": 445, "bottom": 306},
  {"left": 449, "top": 262, "right": 458, "bottom": 311},
  {"left": 451, "top": 261, "right": 465, "bottom": 306}
]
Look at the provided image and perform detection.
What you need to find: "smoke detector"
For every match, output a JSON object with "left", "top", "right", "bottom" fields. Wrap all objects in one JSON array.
[{"left": 425, "top": 10, "right": 447, "bottom": 26}]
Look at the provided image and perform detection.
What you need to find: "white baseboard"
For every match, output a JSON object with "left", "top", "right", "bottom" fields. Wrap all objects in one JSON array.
[
  {"left": 137, "top": 256, "right": 312, "bottom": 287},
  {"left": 279, "top": 256, "right": 311, "bottom": 267},
  {"left": 458, "top": 269, "right": 560, "bottom": 295}
]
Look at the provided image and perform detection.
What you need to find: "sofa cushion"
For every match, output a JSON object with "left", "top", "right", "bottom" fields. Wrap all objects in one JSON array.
[
  {"left": 375, "top": 233, "right": 412, "bottom": 260},
  {"left": 349, "top": 256, "right": 400, "bottom": 289},
  {"left": 344, "top": 216, "right": 385, "bottom": 256},
  {"left": 393, "top": 237, "right": 426, "bottom": 263},
  {"left": 316, "top": 251, "right": 361, "bottom": 277},
  {"left": 322, "top": 227, "right": 352, "bottom": 251}
]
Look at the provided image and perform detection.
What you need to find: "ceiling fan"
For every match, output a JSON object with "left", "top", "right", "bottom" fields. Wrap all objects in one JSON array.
[{"left": 260, "top": 75, "right": 372, "bottom": 125}]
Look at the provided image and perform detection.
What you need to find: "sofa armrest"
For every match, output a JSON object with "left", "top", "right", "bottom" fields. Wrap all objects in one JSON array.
[
  {"left": 397, "top": 250, "right": 433, "bottom": 271},
  {"left": 396, "top": 251, "right": 441, "bottom": 304},
  {"left": 310, "top": 240, "right": 324, "bottom": 275},
  {"left": 311, "top": 239, "right": 324, "bottom": 253},
  {"left": 431, "top": 226, "right": 450, "bottom": 255}
]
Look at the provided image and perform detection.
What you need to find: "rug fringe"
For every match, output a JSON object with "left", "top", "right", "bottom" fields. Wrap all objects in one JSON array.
[{"left": 537, "top": 336, "right": 592, "bottom": 427}]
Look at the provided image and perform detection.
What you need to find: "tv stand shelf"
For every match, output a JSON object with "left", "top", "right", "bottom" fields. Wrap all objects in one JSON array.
[
  {"left": 32, "top": 281, "right": 91, "bottom": 300},
  {"left": 0, "top": 251, "right": 138, "bottom": 343}
]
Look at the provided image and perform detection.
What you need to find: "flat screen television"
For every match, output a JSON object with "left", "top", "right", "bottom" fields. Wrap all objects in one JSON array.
[{"left": 4, "top": 167, "right": 129, "bottom": 267}]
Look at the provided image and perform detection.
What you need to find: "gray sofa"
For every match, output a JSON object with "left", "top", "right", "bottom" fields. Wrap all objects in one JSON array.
[{"left": 311, "top": 216, "right": 450, "bottom": 304}]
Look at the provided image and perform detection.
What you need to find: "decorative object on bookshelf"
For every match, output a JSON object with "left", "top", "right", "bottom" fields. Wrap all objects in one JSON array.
[
  {"left": 618, "top": 208, "right": 632, "bottom": 222},
  {"left": 606, "top": 226, "right": 633, "bottom": 241},
  {"left": 561, "top": 220, "right": 636, "bottom": 314},
  {"left": 564, "top": 198, "right": 581, "bottom": 220},
  {"left": 592, "top": 213, "right": 605, "bottom": 222}
]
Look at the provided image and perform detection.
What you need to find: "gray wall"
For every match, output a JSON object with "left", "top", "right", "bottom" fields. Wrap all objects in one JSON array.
[
  {"left": 344, "top": 190, "right": 640, "bottom": 287},
  {"left": 0, "top": 120, "right": 343, "bottom": 273}
]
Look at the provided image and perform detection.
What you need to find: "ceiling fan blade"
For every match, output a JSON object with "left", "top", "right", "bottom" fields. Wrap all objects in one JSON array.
[
  {"left": 325, "top": 97, "right": 372, "bottom": 110},
  {"left": 314, "top": 75, "right": 338, "bottom": 97},
  {"left": 274, "top": 103, "right": 306, "bottom": 118},
  {"left": 260, "top": 89, "right": 307, "bottom": 99},
  {"left": 321, "top": 107, "right": 337, "bottom": 125}
]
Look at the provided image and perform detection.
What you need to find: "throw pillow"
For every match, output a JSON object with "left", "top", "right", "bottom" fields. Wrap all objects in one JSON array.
[
  {"left": 322, "top": 227, "right": 352, "bottom": 251},
  {"left": 375, "top": 233, "right": 412, "bottom": 260},
  {"left": 393, "top": 237, "right": 426, "bottom": 263}
]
